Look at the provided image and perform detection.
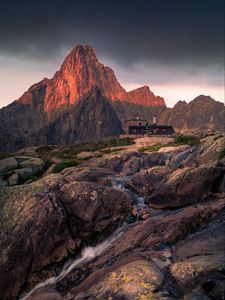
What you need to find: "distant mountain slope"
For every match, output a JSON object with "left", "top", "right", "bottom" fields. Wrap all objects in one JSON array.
[{"left": 159, "top": 95, "right": 225, "bottom": 133}]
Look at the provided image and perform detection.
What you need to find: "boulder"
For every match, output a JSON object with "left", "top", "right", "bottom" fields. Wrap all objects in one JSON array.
[
  {"left": 125, "top": 165, "right": 172, "bottom": 195},
  {"left": 0, "top": 157, "right": 18, "bottom": 176},
  {"left": 0, "top": 189, "right": 76, "bottom": 300},
  {"left": 89, "top": 259, "right": 164, "bottom": 299},
  {"left": 147, "top": 163, "right": 225, "bottom": 208},
  {"left": 168, "top": 147, "right": 197, "bottom": 169},
  {"left": 15, "top": 168, "right": 34, "bottom": 182},
  {"left": 20, "top": 157, "right": 45, "bottom": 173},
  {"left": 170, "top": 222, "right": 225, "bottom": 299},
  {"left": 59, "top": 181, "right": 132, "bottom": 239}
]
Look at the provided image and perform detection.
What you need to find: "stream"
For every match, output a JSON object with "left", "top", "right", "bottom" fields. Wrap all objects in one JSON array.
[{"left": 20, "top": 175, "right": 161, "bottom": 299}]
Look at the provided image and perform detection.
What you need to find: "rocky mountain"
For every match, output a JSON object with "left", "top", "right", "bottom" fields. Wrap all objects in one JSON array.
[
  {"left": 127, "top": 85, "right": 165, "bottom": 106},
  {"left": 0, "top": 44, "right": 224, "bottom": 153},
  {"left": 0, "top": 45, "right": 166, "bottom": 152},
  {"left": 159, "top": 95, "right": 225, "bottom": 133}
]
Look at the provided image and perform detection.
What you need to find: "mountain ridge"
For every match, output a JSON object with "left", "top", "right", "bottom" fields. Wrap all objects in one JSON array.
[{"left": 0, "top": 44, "right": 224, "bottom": 152}]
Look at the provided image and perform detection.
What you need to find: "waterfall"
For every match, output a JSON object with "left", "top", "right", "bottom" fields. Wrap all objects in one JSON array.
[{"left": 20, "top": 226, "right": 125, "bottom": 300}]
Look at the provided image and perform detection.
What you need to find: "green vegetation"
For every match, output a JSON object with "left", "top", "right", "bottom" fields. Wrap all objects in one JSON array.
[
  {"left": 219, "top": 148, "right": 225, "bottom": 160},
  {"left": 138, "top": 144, "right": 164, "bottom": 152},
  {"left": 173, "top": 134, "right": 200, "bottom": 146},
  {"left": 36, "top": 138, "right": 134, "bottom": 160},
  {"left": 138, "top": 134, "right": 200, "bottom": 153},
  {"left": 52, "top": 160, "right": 81, "bottom": 173}
]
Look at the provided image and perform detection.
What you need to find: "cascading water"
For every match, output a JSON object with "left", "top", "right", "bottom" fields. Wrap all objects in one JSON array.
[
  {"left": 20, "top": 226, "right": 125, "bottom": 300},
  {"left": 21, "top": 174, "right": 160, "bottom": 299}
]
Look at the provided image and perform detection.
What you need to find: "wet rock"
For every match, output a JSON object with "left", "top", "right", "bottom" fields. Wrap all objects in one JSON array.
[
  {"left": 147, "top": 163, "right": 225, "bottom": 208},
  {"left": 0, "top": 157, "right": 18, "bottom": 176},
  {"left": 59, "top": 181, "right": 132, "bottom": 239}
]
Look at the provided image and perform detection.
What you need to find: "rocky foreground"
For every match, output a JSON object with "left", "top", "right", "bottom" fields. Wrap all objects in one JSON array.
[{"left": 0, "top": 134, "right": 225, "bottom": 300}]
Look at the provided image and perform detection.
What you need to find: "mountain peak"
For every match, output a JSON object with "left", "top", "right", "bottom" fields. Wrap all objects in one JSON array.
[
  {"left": 17, "top": 44, "right": 166, "bottom": 111},
  {"left": 127, "top": 85, "right": 165, "bottom": 106}
]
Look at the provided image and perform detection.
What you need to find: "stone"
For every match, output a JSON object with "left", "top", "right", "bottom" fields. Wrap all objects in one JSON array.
[
  {"left": 125, "top": 165, "right": 172, "bottom": 195},
  {"left": 170, "top": 222, "right": 225, "bottom": 298},
  {"left": 59, "top": 181, "right": 132, "bottom": 238},
  {"left": 20, "top": 157, "right": 45, "bottom": 173},
  {"left": 0, "top": 157, "right": 18, "bottom": 176},
  {"left": 147, "top": 163, "right": 225, "bottom": 208},
  {"left": 89, "top": 259, "right": 164, "bottom": 299},
  {"left": 15, "top": 168, "right": 34, "bottom": 182}
]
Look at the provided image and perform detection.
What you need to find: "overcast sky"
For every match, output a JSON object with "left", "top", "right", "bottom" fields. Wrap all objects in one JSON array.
[{"left": 0, "top": 0, "right": 224, "bottom": 108}]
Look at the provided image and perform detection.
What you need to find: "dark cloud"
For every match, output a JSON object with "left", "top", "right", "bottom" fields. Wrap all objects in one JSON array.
[{"left": 0, "top": 0, "right": 224, "bottom": 68}]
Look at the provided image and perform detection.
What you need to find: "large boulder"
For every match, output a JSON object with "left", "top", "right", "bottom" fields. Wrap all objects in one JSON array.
[
  {"left": 59, "top": 181, "right": 132, "bottom": 239},
  {"left": 147, "top": 163, "right": 225, "bottom": 209},
  {"left": 88, "top": 259, "right": 165, "bottom": 299},
  {"left": 170, "top": 222, "right": 225, "bottom": 299},
  {"left": 0, "top": 188, "right": 75, "bottom": 300},
  {"left": 0, "top": 157, "right": 18, "bottom": 176},
  {"left": 125, "top": 165, "right": 172, "bottom": 195}
]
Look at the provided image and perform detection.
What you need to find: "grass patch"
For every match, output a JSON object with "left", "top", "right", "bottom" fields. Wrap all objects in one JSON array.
[
  {"left": 138, "top": 144, "right": 165, "bottom": 152},
  {"left": 52, "top": 160, "right": 81, "bottom": 173},
  {"left": 47, "top": 137, "right": 134, "bottom": 159},
  {"left": 219, "top": 148, "right": 225, "bottom": 160},
  {"left": 173, "top": 134, "right": 199, "bottom": 146}
]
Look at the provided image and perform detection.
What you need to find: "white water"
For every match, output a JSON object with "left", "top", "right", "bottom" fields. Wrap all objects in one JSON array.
[{"left": 20, "top": 226, "right": 125, "bottom": 300}]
